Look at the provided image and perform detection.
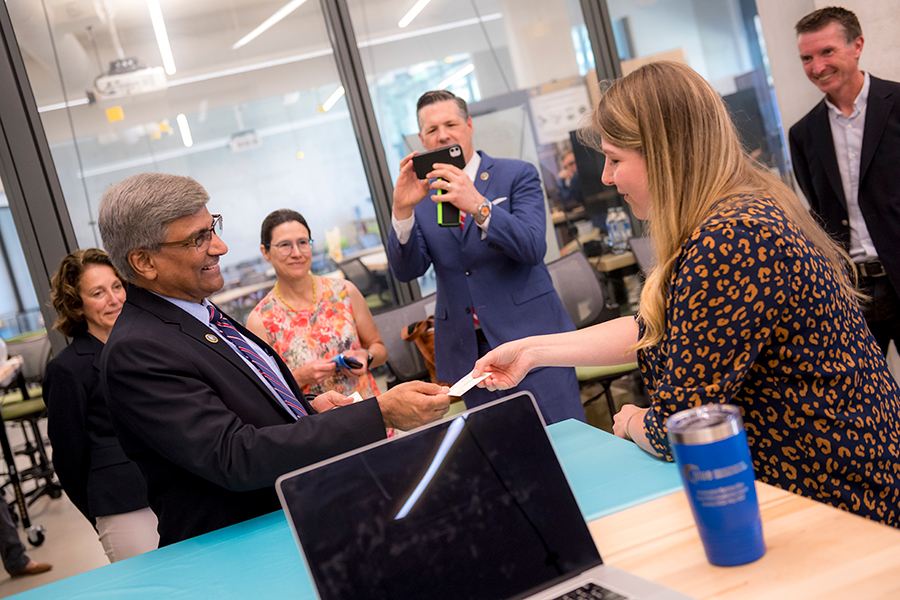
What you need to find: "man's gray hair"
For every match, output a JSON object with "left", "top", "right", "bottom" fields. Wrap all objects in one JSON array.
[{"left": 98, "top": 173, "right": 210, "bottom": 280}]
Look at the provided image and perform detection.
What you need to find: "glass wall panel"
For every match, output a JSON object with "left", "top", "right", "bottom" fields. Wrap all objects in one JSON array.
[
  {"left": 606, "top": 0, "right": 790, "bottom": 177},
  {"left": 348, "top": 0, "right": 611, "bottom": 293},
  {"left": 8, "top": 0, "right": 396, "bottom": 319},
  {"left": 0, "top": 180, "right": 44, "bottom": 338}
]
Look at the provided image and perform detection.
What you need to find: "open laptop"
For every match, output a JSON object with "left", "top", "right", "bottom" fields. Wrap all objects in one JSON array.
[{"left": 276, "top": 392, "right": 695, "bottom": 600}]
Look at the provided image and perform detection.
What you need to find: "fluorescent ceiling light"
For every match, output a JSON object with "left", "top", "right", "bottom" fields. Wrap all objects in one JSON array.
[
  {"left": 320, "top": 86, "right": 345, "bottom": 112},
  {"left": 438, "top": 63, "right": 474, "bottom": 89},
  {"left": 176, "top": 114, "right": 193, "bottom": 147},
  {"left": 36, "top": 13, "right": 503, "bottom": 113},
  {"left": 147, "top": 0, "right": 176, "bottom": 75},
  {"left": 399, "top": 0, "right": 432, "bottom": 28},
  {"left": 233, "top": 0, "right": 310, "bottom": 50}
]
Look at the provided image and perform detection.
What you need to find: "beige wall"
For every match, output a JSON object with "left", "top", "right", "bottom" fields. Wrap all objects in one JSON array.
[{"left": 757, "top": 0, "right": 900, "bottom": 143}]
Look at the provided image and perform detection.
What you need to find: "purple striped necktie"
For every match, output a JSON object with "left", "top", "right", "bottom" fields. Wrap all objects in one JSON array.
[{"left": 208, "top": 304, "right": 308, "bottom": 418}]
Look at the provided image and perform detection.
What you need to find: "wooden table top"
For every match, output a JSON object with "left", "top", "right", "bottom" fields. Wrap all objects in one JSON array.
[{"left": 588, "top": 481, "right": 900, "bottom": 599}]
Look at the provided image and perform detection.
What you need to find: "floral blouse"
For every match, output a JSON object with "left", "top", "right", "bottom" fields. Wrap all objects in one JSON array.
[{"left": 251, "top": 276, "right": 379, "bottom": 399}]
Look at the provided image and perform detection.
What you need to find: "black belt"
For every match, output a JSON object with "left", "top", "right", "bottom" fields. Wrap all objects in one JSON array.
[{"left": 856, "top": 260, "right": 886, "bottom": 278}]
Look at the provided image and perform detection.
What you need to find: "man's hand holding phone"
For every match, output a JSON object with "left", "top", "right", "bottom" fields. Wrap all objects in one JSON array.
[{"left": 392, "top": 152, "right": 431, "bottom": 221}]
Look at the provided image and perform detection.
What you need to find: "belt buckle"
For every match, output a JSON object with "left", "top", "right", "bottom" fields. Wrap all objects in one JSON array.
[{"left": 859, "top": 261, "right": 886, "bottom": 278}]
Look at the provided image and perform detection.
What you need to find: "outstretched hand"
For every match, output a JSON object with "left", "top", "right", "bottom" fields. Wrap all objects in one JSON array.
[
  {"left": 472, "top": 340, "right": 533, "bottom": 392},
  {"left": 377, "top": 380, "right": 451, "bottom": 431}
]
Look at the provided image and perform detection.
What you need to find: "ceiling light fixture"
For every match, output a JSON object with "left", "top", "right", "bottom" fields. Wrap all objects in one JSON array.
[
  {"left": 147, "top": 0, "right": 177, "bottom": 75},
  {"left": 176, "top": 114, "right": 193, "bottom": 147},
  {"left": 398, "top": 0, "right": 433, "bottom": 28},
  {"left": 438, "top": 63, "right": 474, "bottom": 89},
  {"left": 37, "top": 13, "right": 503, "bottom": 113},
  {"left": 320, "top": 86, "right": 345, "bottom": 112},
  {"left": 233, "top": 0, "right": 310, "bottom": 50}
]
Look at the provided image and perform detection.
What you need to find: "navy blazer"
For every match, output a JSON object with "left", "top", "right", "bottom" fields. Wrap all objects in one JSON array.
[
  {"left": 44, "top": 332, "right": 150, "bottom": 525},
  {"left": 387, "top": 151, "right": 582, "bottom": 422},
  {"left": 789, "top": 75, "right": 900, "bottom": 296},
  {"left": 101, "top": 286, "right": 387, "bottom": 546}
]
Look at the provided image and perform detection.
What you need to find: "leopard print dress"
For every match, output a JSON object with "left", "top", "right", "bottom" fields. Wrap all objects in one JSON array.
[{"left": 639, "top": 195, "right": 900, "bottom": 527}]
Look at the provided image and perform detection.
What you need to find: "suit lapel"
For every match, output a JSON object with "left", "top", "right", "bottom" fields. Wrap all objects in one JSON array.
[
  {"left": 809, "top": 101, "right": 847, "bottom": 208},
  {"left": 126, "top": 286, "right": 300, "bottom": 415},
  {"left": 464, "top": 151, "right": 493, "bottom": 243},
  {"left": 73, "top": 332, "right": 104, "bottom": 374},
  {"left": 860, "top": 76, "right": 891, "bottom": 185}
]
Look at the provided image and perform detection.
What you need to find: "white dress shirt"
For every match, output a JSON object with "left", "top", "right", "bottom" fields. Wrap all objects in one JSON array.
[{"left": 826, "top": 71, "right": 878, "bottom": 262}]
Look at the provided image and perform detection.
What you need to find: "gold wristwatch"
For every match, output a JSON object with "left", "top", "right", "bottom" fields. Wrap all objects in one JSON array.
[{"left": 473, "top": 198, "right": 492, "bottom": 224}]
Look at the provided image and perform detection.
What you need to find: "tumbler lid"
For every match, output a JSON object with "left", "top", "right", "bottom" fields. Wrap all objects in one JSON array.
[{"left": 666, "top": 404, "right": 743, "bottom": 445}]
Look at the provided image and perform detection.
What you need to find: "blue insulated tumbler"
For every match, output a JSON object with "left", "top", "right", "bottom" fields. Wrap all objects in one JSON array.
[{"left": 667, "top": 404, "right": 766, "bottom": 567}]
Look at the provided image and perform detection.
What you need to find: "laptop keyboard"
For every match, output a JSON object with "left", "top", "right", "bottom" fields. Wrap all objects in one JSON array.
[{"left": 552, "top": 582, "right": 630, "bottom": 600}]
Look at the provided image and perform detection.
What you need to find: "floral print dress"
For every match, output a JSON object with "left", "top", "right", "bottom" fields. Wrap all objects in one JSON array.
[{"left": 251, "top": 276, "right": 380, "bottom": 398}]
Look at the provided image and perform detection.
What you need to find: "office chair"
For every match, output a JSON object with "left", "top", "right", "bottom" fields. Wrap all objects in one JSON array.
[
  {"left": 1, "top": 332, "right": 62, "bottom": 523},
  {"left": 339, "top": 258, "right": 391, "bottom": 306},
  {"left": 546, "top": 252, "right": 640, "bottom": 419},
  {"left": 628, "top": 236, "right": 657, "bottom": 274}
]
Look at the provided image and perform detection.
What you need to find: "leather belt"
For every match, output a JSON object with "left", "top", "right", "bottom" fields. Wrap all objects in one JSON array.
[{"left": 856, "top": 260, "right": 886, "bottom": 278}]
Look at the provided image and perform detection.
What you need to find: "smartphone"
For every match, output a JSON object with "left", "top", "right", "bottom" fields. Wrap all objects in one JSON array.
[
  {"left": 333, "top": 354, "right": 363, "bottom": 370},
  {"left": 412, "top": 144, "right": 466, "bottom": 227}
]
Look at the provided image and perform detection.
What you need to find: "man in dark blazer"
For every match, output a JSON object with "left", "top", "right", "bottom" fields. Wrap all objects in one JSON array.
[
  {"left": 789, "top": 6, "right": 900, "bottom": 354},
  {"left": 388, "top": 90, "right": 583, "bottom": 425},
  {"left": 97, "top": 173, "right": 450, "bottom": 546}
]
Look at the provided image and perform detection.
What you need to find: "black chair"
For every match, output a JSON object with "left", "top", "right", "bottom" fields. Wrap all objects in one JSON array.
[
  {"left": 339, "top": 258, "right": 392, "bottom": 306},
  {"left": 629, "top": 236, "right": 656, "bottom": 274},
  {"left": 546, "top": 252, "right": 640, "bottom": 419},
  {"left": 1, "top": 331, "right": 61, "bottom": 544},
  {"left": 372, "top": 294, "right": 437, "bottom": 386}
]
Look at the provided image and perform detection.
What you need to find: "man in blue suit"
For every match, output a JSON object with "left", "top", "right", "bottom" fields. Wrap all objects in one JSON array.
[{"left": 387, "top": 90, "right": 584, "bottom": 424}]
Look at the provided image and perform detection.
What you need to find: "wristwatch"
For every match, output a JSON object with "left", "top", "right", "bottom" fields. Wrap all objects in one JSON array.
[
  {"left": 473, "top": 198, "right": 492, "bottom": 225},
  {"left": 365, "top": 349, "right": 374, "bottom": 369}
]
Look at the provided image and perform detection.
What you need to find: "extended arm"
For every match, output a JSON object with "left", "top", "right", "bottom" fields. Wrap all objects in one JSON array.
[{"left": 473, "top": 316, "right": 639, "bottom": 390}]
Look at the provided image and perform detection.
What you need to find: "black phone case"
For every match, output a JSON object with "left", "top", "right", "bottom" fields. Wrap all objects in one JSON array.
[{"left": 412, "top": 144, "right": 466, "bottom": 178}]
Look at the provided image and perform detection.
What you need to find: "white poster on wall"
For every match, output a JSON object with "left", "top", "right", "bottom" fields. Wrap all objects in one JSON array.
[{"left": 528, "top": 86, "right": 592, "bottom": 146}]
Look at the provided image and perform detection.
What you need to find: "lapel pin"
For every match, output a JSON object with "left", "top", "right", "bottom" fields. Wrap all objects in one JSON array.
[
  {"left": 480, "top": 172, "right": 489, "bottom": 180},
  {"left": 205, "top": 334, "right": 219, "bottom": 343}
]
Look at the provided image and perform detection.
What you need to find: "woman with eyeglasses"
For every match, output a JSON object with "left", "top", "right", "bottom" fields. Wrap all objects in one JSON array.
[{"left": 247, "top": 209, "right": 387, "bottom": 400}]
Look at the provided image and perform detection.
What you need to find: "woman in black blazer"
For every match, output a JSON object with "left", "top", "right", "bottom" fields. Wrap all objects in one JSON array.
[{"left": 44, "top": 249, "right": 158, "bottom": 562}]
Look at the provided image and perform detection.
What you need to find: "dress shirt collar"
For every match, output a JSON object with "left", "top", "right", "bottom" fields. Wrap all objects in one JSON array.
[
  {"left": 825, "top": 71, "right": 869, "bottom": 118},
  {"left": 463, "top": 151, "right": 482, "bottom": 182},
  {"left": 150, "top": 291, "right": 212, "bottom": 325}
]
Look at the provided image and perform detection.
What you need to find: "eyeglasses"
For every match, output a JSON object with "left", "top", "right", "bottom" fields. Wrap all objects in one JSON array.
[
  {"left": 266, "top": 238, "right": 314, "bottom": 257},
  {"left": 158, "top": 214, "right": 223, "bottom": 252}
]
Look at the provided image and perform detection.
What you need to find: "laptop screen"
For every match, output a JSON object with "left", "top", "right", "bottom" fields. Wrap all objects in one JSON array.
[{"left": 278, "top": 393, "right": 602, "bottom": 600}]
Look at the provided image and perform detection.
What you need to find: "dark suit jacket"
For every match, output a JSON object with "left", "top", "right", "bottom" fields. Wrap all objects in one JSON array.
[
  {"left": 387, "top": 151, "right": 583, "bottom": 424},
  {"left": 789, "top": 75, "right": 900, "bottom": 296},
  {"left": 44, "top": 332, "right": 150, "bottom": 525},
  {"left": 101, "top": 286, "right": 387, "bottom": 546}
]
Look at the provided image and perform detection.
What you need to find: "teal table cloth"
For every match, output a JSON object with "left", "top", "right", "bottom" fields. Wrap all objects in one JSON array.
[{"left": 13, "top": 420, "right": 681, "bottom": 599}]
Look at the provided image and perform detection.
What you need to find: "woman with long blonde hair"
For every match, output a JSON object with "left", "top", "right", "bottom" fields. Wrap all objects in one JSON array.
[{"left": 473, "top": 62, "right": 900, "bottom": 527}]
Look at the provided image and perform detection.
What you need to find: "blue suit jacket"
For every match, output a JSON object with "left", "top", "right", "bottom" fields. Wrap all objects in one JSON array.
[{"left": 388, "top": 152, "right": 582, "bottom": 422}]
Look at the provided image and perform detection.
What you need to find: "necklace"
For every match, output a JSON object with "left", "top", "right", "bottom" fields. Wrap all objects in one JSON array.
[{"left": 275, "top": 274, "right": 316, "bottom": 312}]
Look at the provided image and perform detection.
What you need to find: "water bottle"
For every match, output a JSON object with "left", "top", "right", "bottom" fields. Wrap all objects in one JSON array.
[
  {"left": 618, "top": 207, "right": 633, "bottom": 250},
  {"left": 605, "top": 208, "right": 619, "bottom": 253}
]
